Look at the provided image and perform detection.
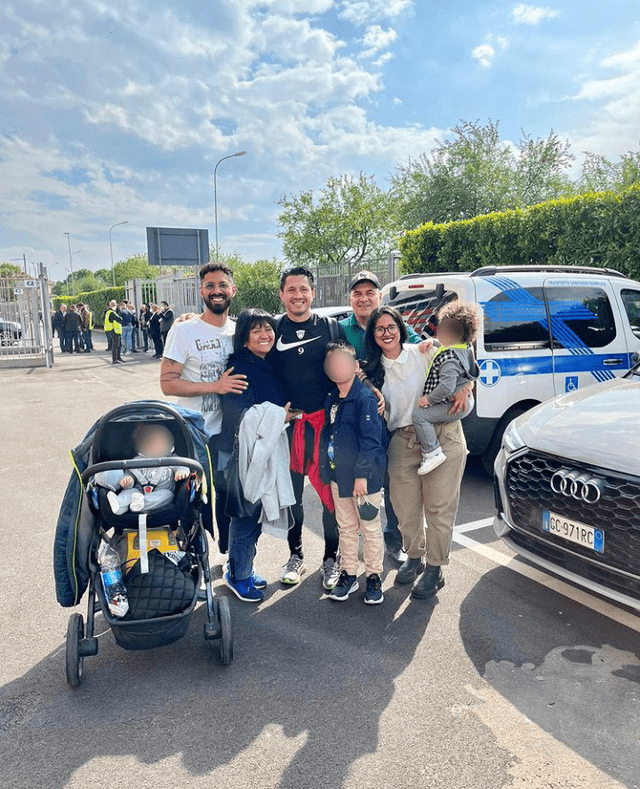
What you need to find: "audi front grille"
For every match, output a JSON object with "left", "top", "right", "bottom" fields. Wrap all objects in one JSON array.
[{"left": 505, "top": 451, "right": 640, "bottom": 585}]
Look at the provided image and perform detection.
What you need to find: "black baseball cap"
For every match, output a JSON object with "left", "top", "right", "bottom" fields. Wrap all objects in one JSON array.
[{"left": 349, "top": 270, "right": 380, "bottom": 290}]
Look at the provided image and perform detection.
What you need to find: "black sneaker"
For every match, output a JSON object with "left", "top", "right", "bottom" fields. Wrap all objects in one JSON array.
[
  {"left": 329, "top": 570, "right": 358, "bottom": 601},
  {"left": 364, "top": 573, "right": 384, "bottom": 605}
]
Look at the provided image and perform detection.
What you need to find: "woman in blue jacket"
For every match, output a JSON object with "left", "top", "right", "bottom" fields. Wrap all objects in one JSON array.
[{"left": 220, "top": 308, "right": 296, "bottom": 603}]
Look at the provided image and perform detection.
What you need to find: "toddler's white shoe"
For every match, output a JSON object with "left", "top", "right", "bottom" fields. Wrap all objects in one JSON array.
[
  {"left": 107, "top": 491, "right": 126, "bottom": 515},
  {"left": 417, "top": 449, "right": 447, "bottom": 475}
]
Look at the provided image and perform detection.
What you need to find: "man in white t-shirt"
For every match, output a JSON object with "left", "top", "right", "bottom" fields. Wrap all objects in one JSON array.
[{"left": 160, "top": 262, "right": 248, "bottom": 553}]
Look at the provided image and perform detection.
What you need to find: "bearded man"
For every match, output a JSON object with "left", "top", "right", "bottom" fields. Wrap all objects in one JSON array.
[{"left": 160, "top": 262, "right": 248, "bottom": 554}]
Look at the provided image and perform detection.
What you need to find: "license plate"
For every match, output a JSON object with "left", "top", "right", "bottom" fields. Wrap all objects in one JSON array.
[{"left": 542, "top": 510, "right": 605, "bottom": 554}]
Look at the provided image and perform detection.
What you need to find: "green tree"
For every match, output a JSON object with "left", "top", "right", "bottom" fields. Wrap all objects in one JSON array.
[
  {"left": 579, "top": 150, "right": 640, "bottom": 193},
  {"left": 393, "top": 120, "right": 574, "bottom": 229},
  {"left": 0, "top": 262, "right": 23, "bottom": 279},
  {"left": 277, "top": 173, "right": 398, "bottom": 274},
  {"left": 230, "top": 258, "right": 284, "bottom": 315},
  {"left": 112, "top": 253, "right": 157, "bottom": 285}
]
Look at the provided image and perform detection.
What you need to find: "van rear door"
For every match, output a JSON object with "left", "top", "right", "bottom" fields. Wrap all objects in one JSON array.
[{"left": 543, "top": 277, "right": 628, "bottom": 395}]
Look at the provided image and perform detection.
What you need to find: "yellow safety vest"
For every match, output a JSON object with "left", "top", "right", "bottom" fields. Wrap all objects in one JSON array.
[{"left": 104, "top": 309, "right": 122, "bottom": 334}]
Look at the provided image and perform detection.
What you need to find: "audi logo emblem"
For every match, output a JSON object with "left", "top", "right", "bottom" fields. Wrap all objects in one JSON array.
[{"left": 550, "top": 469, "right": 605, "bottom": 503}]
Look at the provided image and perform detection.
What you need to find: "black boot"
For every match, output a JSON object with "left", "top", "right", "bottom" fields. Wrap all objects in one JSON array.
[
  {"left": 411, "top": 564, "right": 445, "bottom": 600},
  {"left": 395, "top": 556, "right": 426, "bottom": 584}
]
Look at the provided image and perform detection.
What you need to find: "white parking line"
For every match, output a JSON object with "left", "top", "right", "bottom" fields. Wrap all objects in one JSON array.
[{"left": 452, "top": 520, "right": 640, "bottom": 632}]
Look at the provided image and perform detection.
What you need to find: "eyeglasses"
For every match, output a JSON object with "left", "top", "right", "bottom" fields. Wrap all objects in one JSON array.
[
  {"left": 202, "top": 282, "right": 231, "bottom": 292},
  {"left": 374, "top": 324, "right": 399, "bottom": 337}
]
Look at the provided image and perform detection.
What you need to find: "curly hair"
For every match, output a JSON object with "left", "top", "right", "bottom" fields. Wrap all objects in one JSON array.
[{"left": 436, "top": 300, "right": 481, "bottom": 345}]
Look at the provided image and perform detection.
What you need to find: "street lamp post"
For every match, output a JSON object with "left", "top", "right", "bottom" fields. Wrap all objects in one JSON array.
[
  {"left": 64, "top": 232, "right": 74, "bottom": 284},
  {"left": 213, "top": 150, "right": 246, "bottom": 258},
  {"left": 109, "top": 221, "right": 128, "bottom": 286}
]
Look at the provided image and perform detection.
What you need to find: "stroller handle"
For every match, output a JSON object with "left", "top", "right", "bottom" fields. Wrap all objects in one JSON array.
[{"left": 82, "top": 456, "right": 204, "bottom": 485}]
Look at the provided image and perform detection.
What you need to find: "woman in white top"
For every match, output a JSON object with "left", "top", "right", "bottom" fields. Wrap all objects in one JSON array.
[{"left": 364, "top": 307, "right": 470, "bottom": 600}]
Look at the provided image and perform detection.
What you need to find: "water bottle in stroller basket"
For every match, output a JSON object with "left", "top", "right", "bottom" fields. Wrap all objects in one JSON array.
[{"left": 98, "top": 540, "right": 129, "bottom": 618}]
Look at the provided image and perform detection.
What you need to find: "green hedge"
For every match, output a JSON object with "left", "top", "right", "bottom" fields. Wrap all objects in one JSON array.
[
  {"left": 399, "top": 185, "right": 640, "bottom": 280},
  {"left": 52, "top": 287, "right": 125, "bottom": 327}
]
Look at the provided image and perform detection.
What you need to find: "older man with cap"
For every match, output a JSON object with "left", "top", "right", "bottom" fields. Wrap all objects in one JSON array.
[
  {"left": 341, "top": 271, "right": 422, "bottom": 358},
  {"left": 340, "top": 270, "right": 422, "bottom": 567}
]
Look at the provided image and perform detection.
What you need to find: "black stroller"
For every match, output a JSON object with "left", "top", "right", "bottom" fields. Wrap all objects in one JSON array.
[{"left": 54, "top": 400, "right": 232, "bottom": 686}]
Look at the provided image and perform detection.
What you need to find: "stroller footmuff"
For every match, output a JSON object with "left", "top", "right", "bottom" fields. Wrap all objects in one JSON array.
[{"left": 54, "top": 401, "right": 233, "bottom": 686}]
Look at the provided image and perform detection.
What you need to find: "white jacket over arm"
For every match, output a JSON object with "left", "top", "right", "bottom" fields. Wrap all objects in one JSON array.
[{"left": 237, "top": 402, "right": 296, "bottom": 531}]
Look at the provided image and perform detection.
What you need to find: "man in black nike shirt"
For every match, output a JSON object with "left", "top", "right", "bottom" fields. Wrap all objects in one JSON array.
[{"left": 271, "top": 266, "right": 347, "bottom": 590}]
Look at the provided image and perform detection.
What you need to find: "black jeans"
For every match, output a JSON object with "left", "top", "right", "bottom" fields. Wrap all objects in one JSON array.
[
  {"left": 109, "top": 332, "right": 122, "bottom": 363},
  {"left": 203, "top": 433, "right": 231, "bottom": 554},
  {"left": 287, "top": 420, "right": 339, "bottom": 562},
  {"left": 151, "top": 332, "right": 163, "bottom": 356}
]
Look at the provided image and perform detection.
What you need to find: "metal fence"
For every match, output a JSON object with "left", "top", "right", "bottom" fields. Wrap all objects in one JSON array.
[
  {"left": 313, "top": 252, "right": 400, "bottom": 307},
  {"left": 126, "top": 275, "right": 201, "bottom": 318},
  {"left": 0, "top": 264, "right": 53, "bottom": 368}
]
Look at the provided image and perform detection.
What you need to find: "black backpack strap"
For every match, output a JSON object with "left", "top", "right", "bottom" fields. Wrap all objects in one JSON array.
[{"left": 327, "top": 316, "right": 340, "bottom": 342}]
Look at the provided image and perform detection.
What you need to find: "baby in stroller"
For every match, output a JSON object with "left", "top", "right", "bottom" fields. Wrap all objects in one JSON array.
[{"left": 93, "top": 424, "right": 190, "bottom": 515}]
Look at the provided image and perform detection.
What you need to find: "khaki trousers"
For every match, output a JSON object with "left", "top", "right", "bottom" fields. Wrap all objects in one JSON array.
[
  {"left": 330, "top": 483, "right": 384, "bottom": 576},
  {"left": 387, "top": 421, "right": 467, "bottom": 566}
]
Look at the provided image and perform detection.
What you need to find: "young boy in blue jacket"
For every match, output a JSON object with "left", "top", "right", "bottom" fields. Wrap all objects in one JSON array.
[{"left": 320, "top": 341, "right": 388, "bottom": 604}]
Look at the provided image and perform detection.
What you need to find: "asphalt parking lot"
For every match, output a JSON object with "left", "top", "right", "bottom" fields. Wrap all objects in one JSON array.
[{"left": 1, "top": 343, "right": 639, "bottom": 789}]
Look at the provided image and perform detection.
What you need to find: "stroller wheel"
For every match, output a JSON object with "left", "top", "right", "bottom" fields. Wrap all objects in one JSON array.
[
  {"left": 218, "top": 596, "right": 233, "bottom": 665},
  {"left": 66, "top": 613, "right": 84, "bottom": 687}
]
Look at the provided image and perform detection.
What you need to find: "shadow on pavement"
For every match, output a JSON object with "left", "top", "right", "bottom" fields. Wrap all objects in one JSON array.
[
  {"left": 1, "top": 573, "right": 436, "bottom": 789},
  {"left": 458, "top": 565, "right": 640, "bottom": 788}
]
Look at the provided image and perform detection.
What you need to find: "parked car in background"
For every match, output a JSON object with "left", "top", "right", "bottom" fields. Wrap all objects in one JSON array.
[
  {"left": 383, "top": 265, "right": 640, "bottom": 472},
  {"left": 493, "top": 352, "right": 640, "bottom": 611},
  {"left": 0, "top": 319, "right": 22, "bottom": 345}
]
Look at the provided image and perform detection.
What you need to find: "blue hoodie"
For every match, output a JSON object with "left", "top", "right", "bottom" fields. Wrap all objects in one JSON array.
[{"left": 320, "top": 376, "right": 387, "bottom": 499}]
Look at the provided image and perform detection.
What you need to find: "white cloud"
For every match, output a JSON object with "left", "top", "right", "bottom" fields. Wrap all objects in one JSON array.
[
  {"left": 0, "top": 0, "right": 439, "bottom": 265},
  {"left": 511, "top": 4, "right": 559, "bottom": 25},
  {"left": 569, "top": 38, "right": 640, "bottom": 158},
  {"left": 472, "top": 44, "right": 496, "bottom": 68},
  {"left": 339, "top": 0, "right": 412, "bottom": 26},
  {"left": 361, "top": 24, "right": 397, "bottom": 58}
]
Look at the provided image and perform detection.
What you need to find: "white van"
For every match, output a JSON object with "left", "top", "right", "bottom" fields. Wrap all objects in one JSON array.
[{"left": 383, "top": 265, "right": 640, "bottom": 472}]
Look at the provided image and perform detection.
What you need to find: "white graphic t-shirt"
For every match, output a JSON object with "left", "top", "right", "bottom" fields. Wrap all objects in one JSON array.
[{"left": 163, "top": 315, "right": 235, "bottom": 437}]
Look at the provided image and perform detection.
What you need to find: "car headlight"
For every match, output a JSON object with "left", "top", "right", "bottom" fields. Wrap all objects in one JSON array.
[{"left": 502, "top": 420, "right": 526, "bottom": 454}]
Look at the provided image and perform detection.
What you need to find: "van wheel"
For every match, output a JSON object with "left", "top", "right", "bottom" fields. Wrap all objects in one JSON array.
[{"left": 480, "top": 407, "right": 528, "bottom": 476}]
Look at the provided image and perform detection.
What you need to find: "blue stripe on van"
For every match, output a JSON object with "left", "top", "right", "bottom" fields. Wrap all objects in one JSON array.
[
  {"left": 477, "top": 353, "right": 631, "bottom": 378},
  {"left": 481, "top": 277, "right": 624, "bottom": 384}
]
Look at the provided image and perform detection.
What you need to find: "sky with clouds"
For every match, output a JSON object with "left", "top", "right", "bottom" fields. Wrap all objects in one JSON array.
[{"left": 1, "top": 0, "right": 640, "bottom": 276}]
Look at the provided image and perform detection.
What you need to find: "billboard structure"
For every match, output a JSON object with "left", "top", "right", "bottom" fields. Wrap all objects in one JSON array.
[{"left": 146, "top": 227, "right": 209, "bottom": 268}]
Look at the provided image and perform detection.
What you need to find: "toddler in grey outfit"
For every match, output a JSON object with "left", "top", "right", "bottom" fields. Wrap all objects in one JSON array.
[
  {"left": 94, "top": 424, "right": 190, "bottom": 514},
  {"left": 412, "top": 302, "right": 480, "bottom": 475}
]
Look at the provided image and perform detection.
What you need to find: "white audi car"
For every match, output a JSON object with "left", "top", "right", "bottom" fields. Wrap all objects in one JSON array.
[{"left": 493, "top": 351, "right": 640, "bottom": 610}]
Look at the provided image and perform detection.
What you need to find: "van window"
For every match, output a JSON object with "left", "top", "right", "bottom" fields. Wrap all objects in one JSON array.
[
  {"left": 621, "top": 289, "right": 640, "bottom": 339},
  {"left": 483, "top": 287, "right": 551, "bottom": 349},
  {"left": 545, "top": 286, "right": 616, "bottom": 349}
]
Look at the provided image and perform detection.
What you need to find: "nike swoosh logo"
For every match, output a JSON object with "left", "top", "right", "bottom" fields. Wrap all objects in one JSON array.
[{"left": 276, "top": 336, "right": 321, "bottom": 352}]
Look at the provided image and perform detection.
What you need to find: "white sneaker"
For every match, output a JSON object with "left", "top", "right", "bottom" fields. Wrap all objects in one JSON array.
[
  {"left": 322, "top": 558, "right": 341, "bottom": 590},
  {"left": 281, "top": 554, "right": 306, "bottom": 585},
  {"left": 417, "top": 449, "right": 447, "bottom": 475},
  {"left": 107, "top": 491, "right": 125, "bottom": 515},
  {"left": 129, "top": 491, "right": 145, "bottom": 512}
]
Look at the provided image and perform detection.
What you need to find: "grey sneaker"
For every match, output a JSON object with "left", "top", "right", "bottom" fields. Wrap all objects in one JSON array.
[
  {"left": 321, "top": 558, "right": 341, "bottom": 590},
  {"left": 281, "top": 554, "right": 306, "bottom": 585}
]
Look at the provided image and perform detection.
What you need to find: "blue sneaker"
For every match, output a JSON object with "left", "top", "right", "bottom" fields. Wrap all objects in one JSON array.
[
  {"left": 329, "top": 570, "right": 358, "bottom": 601},
  {"left": 251, "top": 571, "right": 267, "bottom": 589},
  {"left": 223, "top": 571, "right": 264, "bottom": 603}
]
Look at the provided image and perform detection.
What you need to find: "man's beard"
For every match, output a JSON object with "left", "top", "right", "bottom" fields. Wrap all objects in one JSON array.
[{"left": 204, "top": 293, "right": 231, "bottom": 314}]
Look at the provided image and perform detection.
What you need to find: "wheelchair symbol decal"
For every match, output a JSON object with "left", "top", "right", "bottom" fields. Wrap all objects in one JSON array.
[{"left": 565, "top": 376, "right": 579, "bottom": 392}]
